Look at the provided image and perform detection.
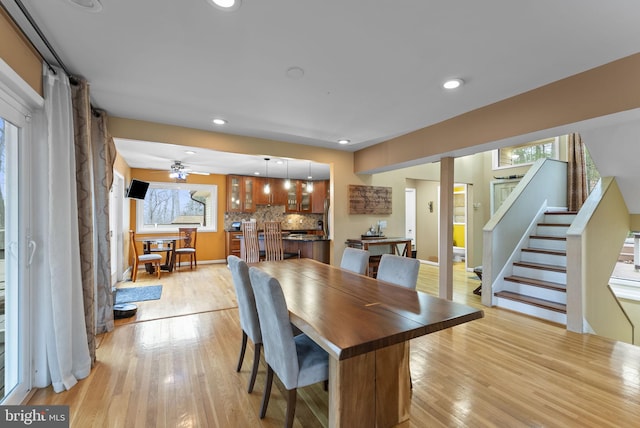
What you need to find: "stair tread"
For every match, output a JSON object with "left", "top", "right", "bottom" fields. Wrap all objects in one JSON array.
[
  {"left": 545, "top": 211, "right": 578, "bottom": 215},
  {"left": 494, "top": 290, "right": 566, "bottom": 313},
  {"left": 504, "top": 275, "right": 566, "bottom": 291},
  {"left": 513, "top": 261, "right": 566, "bottom": 273},
  {"left": 529, "top": 235, "right": 567, "bottom": 241},
  {"left": 522, "top": 248, "right": 566, "bottom": 256}
]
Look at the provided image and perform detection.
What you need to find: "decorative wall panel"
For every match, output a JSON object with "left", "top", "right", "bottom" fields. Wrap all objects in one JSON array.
[{"left": 349, "top": 185, "right": 392, "bottom": 214}]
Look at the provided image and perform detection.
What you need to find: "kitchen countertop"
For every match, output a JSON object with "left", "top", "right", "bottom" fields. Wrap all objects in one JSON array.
[
  {"left": 283, "top": 235, "right": 330, "bottom": 241},
  {"left": 233, "top": 232, "right": 330, "bottom": 241}
]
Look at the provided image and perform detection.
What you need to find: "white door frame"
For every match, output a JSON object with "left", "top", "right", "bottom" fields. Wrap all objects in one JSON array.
[
  {"left": 110, "top": 171, "right": 125, "bottom": 285},
  {"left": 0, "top": 60, "right": 42, "bottom": 404},
  {"left": 405, "top": 188, "right": 416, "bottom": 254}
]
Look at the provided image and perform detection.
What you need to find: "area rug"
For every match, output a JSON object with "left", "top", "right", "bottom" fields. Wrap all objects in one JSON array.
[{"left": 115, "top": 285, "right": 163, "bottom": 304}]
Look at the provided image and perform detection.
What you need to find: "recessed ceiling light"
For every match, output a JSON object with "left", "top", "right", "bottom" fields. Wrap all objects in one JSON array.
[
  {"left": 286, "top": 66, "right": 305, "bottom": 79},
  {"left": 254, "top": 171, "right": 260, "bottom": 176},
  {"left": 67, "top": 0, "right": 103, "bottom": 12},
  {"left": 212, "top": 118, "right": 227, "bottom": 125},
  {"left": 207, "top": 0, "right": 241, "bottom": 11},
  {"left": 185, "top": 150, "right": 196, "bottom": 155},
  {"left": 276, "top": 160, "right": 284, "bottom": 165},
  {"left": 443, "top": 78, "right": 464, "bottom": 90},
  {"left": 338, "top": 139, "right": 350, "bottom": 145}
]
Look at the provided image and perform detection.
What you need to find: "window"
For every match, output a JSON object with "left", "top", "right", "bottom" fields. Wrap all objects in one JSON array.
[
  {"left": 584, "top": 145, "right": 600, "bottom": 194},
  {"left": 493, "top": 137, "right": 559, "bottom": 169},
  {"left": 136, "top": 182, "right": 217, "bottom": 233}
]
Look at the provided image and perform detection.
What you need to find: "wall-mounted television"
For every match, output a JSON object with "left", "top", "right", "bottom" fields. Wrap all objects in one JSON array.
[{"left": 126, "top": 179, "right": 150, "bottom": 200}]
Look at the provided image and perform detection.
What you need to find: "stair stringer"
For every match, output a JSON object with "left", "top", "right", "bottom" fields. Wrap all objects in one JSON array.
[{"left": 490, "top": 202, "right": 549, "bottom": 305}]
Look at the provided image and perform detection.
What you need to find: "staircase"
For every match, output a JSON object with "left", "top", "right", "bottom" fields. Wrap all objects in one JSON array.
[{"left": 494, "top": 210, "right": 577, "bottom": 324}]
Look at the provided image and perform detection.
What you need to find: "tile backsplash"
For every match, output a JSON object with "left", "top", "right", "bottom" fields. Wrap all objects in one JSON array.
[{"left": 224, "top": 205, "right": 323, "bottom": 231}]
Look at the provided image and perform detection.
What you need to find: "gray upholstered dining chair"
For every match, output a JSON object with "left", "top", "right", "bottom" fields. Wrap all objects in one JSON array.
[
  {"left": 248, "top": 266, "right": 328, "bottom": 428},
  {"left": 340, "top": 247, "right": 370, "bottom": 275},
  {"left": 376, "top": 253, "right": 420, "bottom": 289},
  {"left": 376, "top": 253, "right": 421, "bottom": 389},
  {"left": 227, "top": 255, "right": 262, "bottom": 393}
]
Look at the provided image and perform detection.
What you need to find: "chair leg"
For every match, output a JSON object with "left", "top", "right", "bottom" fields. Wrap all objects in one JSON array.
[
  {"left": 156, "top": 261, "right": 161, "bottom": 279},
  {"left": 132, "top": 261, "right": 138, "bottom": 282},
  {"left": 285, "top": 388, "right": 297, "bottom": 428},
  {"left": 248, "top": 343, "right": 261, "bottom": 393},
  {"left": 236, "top": 331, "right": 247, "bottom": 372},
  {"left": 260, "top": 365, "right": 273, "bottom": 419}
]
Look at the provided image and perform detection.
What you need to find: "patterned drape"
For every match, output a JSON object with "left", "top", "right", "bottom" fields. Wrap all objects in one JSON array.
[
  {"left": 71, "top": 79, "right": 116, "bottom": 365},
  {"left": 567, "top": 133, "right": 588, "bottom": 212},
  {"left": 71, "top": 80, "right": 95, "bottom": 363},
  {"left": 91, "top": 110, "right": 116, "bottom": 335}
]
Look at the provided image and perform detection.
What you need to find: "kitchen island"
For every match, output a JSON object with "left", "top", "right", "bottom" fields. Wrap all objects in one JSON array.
[
  {"left": 283, "top": 234, "right": 331, "bottom": 264},
  {"left": 227, "top": 231, "right": 330, "bottom": 264}
]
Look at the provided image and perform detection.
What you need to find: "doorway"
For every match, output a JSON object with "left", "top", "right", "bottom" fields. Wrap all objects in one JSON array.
[{"left": 405, "top": 188, "right": 416, "bottom": 256}]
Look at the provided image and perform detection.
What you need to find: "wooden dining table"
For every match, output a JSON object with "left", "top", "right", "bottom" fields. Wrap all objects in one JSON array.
[{"left": 253, "top": 258, "right": 484, "bottom": 427}]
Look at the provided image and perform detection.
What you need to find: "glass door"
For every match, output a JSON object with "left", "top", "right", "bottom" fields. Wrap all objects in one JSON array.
[{"left": 0, "top": 92, "right": 32, "bottom": 404}]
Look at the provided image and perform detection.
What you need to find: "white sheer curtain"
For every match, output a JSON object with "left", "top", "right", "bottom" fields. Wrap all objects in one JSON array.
[{"left": 32, "top": 65, "right": 91, "bottom": 392}]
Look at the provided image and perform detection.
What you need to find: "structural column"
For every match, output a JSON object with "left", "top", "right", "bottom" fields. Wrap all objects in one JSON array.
[{"left": 439, "top": 157, "right": 454, "bottom": 300}]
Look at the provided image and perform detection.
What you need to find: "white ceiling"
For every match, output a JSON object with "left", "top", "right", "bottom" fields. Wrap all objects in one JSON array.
[
  {"left": 3, "top": 0, "right": 640, "bottom": 176},
  {"left": 114, "top": 138, "right": 330, "bottom": 179}
]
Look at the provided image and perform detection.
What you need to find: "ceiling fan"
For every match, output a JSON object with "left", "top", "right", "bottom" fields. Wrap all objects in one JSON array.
[{"left": 168, "top": 160, "right": 210, "bottom": 181}]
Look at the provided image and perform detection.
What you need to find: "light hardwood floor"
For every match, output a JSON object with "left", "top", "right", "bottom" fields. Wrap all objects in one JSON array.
[{"left": 28, "top": 262, "right": 640, "bottom": 427}]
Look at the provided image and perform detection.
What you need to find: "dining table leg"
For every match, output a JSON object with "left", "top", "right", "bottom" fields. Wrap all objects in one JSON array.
[{"left": 328, "top": 342, "right": 411, "bottom": 427}]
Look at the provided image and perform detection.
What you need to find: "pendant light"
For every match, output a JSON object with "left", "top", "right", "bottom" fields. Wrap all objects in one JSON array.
[
  {"left": 263, "top": 158, "right": 271, "bottom": 194},
  {"left": 284, "top": 160, "right": 291, "bottom": 190},
  {"left": 306, "top": 161, "right": 313, "bottom": 192}
]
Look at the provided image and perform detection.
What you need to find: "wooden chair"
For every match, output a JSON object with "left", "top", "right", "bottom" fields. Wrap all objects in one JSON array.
[
  {"left": 227, "top": 255, "right": 262, "bottom": 393},
  {"left": 175, "top": 227, "right": 198, "bottom": 269},
  {"left": 263, "top": 221, "right": 299, "bottom": 261},
  {"left": 340, "top": 247, "right": 370, "bottom": 275},
  {"left": 242, "top": 221, "right": 261, "bottom": 263},
  {"left": 248, "top": 266, "right": 328, "bottom": 428},
  {"left": 129, "top": 230, "right": 162, "bottom": 282}
]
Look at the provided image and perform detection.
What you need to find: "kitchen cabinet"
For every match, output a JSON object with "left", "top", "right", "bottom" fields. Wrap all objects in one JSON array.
[
  {"left": 225, "top": 231, "right": 243, "bottom": 258},
  {"left": 255, "top": 177, "right": 288, "bottom": 206},
  {"left": 227, "top": 175, "right": 255, "bottom": 212},
  {"left": 286, "top": 180, "right": 312, "bottom": 213},
  {"left": 312, "top": 180, "right": 329, "bottom": 213}
]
